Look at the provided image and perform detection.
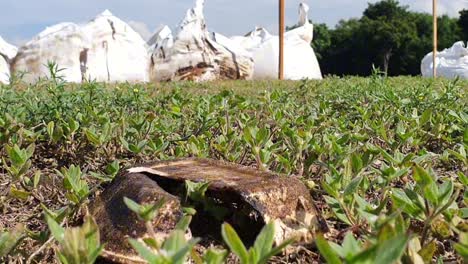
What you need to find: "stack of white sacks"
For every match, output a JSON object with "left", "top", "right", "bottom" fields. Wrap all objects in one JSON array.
[
  {"left": 0, "top": 36, "right": 18, "bottom": 84},
  {"left": 421, "top": 41, "right": 468, "bottom": 79},
  {"left": 12, "top": 10, "right": 149, "bottom": 83},
  {"left": 149, "top": 0, "right": 254, "bottom": 82},
  {"left": 227, "top": 3, "right": 322, "bottom": 80},
  {"left": 0, "top": 0, "right": 323, "bottom": 84}
]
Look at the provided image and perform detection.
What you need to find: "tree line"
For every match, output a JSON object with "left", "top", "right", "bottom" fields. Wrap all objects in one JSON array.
[{"left": 298, "top": 0, "right": 468, "bottom": 76}]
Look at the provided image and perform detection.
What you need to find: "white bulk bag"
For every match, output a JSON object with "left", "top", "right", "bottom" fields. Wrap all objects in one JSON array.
[
  {"left": 150, "top": 0, "right": 253, "bottom": 82},
  {"left": 0, "top": 36, "right": 17, "bottom": 84},
  {"left": 12, "top": 23, "right": 88, "bottom": 83},
  {"left": 421, "top": 41, "right": 468, "bottom": 79},
  {"left": 83, "top": 10, "right": 149, "bottom": 82}
]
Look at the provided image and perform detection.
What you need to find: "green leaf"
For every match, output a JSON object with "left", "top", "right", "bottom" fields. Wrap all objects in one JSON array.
[
  {"left": 391, "top": 189, "right": 423, "bottom": 218},
  {"left": 253, "top": 222, "right": 275, "bottom": 260},
  {"left": 171, "top": 238, "right": 201, "bottom": 264},
  {"left": 163, "top": 230, "right": 186, "bottom": 252},
  {"left": 202, "top": 249, "right": 228, "bottom": 264},
  {"left": 0, "top": 225, "right": 24, "bottom": 257},
  {"left": 341, "top": 233, "right": 360, "bottom": 260},
  {"left": 105, "top": 160, "right": 120, "bottom": 177},
  {"left": 68, "top": 119, "right": 79, "bottom": 134},
  {"left": 418, "top": 241, "right": 436, "bottom": 263},
  {"left": 258, "top": 238, "right": 294, "bottom": 264},
  {"left": 420, "top": 109, "right": 432, "bottom": 125},
  {"left": 85, "top": 129, "right": 101, "bottom": 146},
  {"left": 9, "top": 186, "right": 30, "bottom": 200},
  {"left": 46, "top": 121, "right": 55, "bottom": 139},
  {"left": 324, "top": 196, "right": 352, "bottom": 225},
  {"left": 458, "top": 172, "right": 468, "bottom": 186},
  {"left": 413, "top": 165, "right": 434, "bottom": 186},
  {"left": 344, "top": 176, "right": 363, "bottom": 197},
  {"left": 221, "top": 223, "right": 249, "bottom": 264},
  {"left": 33, "top": 171, "right": 41, "bottom": 188},
  {"left": 388, "top": 167, "right": 410, "bottom": 181},
  {"left": 375, "top": 235, "right": 409, "bottom": 264},
  {"left": 124, "top": 197, "right": 165, "bottom": 222},
  {"left": 175, "top": 216, "right": 192, "bottom": 232},
  {"left": 438, "top": 181, "right": 454, "bottom": 206},
  {"left": 123, "top": 197, "right": 141, "bottom": 215},
  {"left": 129, "top": 239, "right": 159, "bottom": 263},
  {"left": 413, "top": 165, "right": 438, "bottom": 204},
  {"left": 45, "top": 215, "right": 65, "bottom": 244},
  {"left": 315, "top": 234, "right": 342, "bottom": 264},
  {"left": 460, "top": 208, "right": 468, "bottom": 219},
  {"left": 347, "top": 245, "right": 377, "bottom": 263},
  {"left": 463, "top": 128, "right": 468, "bottom": 145},
  {"left": 350, "top": 154, "right": 363, "bottom": 174},
  {"left": 140, "top": 199, "right": 166, "bottom": 222},
  {"left": 455, "top": 233, "right": 468, "bottom": 261},
  {"left": 6, "top": 145, "right": 25, "bottom": 166}
]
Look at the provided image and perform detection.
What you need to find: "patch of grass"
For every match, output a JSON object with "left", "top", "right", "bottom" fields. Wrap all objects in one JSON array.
[{"left": 0, "top": 74, "right": 467, "bottom": 263}]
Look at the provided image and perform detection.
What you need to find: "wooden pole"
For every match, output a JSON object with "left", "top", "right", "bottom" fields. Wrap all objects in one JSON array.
[
  {"left": 433, "top": 0, "right": 437, "bottom": 78},
  {"left": 279, "top": 0, "right": 285, "bottom": 80}
]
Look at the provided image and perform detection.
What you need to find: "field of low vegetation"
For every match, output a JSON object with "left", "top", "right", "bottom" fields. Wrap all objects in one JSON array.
[{"left": 0, "top": 72, "right": 467, "bottom": 263}]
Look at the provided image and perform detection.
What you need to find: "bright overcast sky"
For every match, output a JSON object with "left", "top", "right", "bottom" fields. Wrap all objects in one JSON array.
[{"left": 0, "top": 0, "right": 466, "bottom": 45}]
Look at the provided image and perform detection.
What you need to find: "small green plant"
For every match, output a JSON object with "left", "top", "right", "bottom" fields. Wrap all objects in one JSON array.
[
  {"left": 199, "top": 249, "right": 229, "bottom": 264},
  {"left": 129, "top": 229, "right": 200, "bottom": 264},
  {"left": 124, "top": 197, "right": 165, "bottom": 222},
  {"left": 90, "top": 160, "right": 120, "bottom": 182},
  {"left": 46, "top": 215, "right": 104, "bottom": 264},
  {"left": 124, "top": 197, "right": 200, "bottom": 264},
  {"left": 316, "top": 226, "right": 410, "bottom": 264},
  {"left": 243, "top": 126, "right": 273, "bottom": 171},
  {"left": 57, "top": 165, "right": 90, "bottom": 205},
  {"left": 455, "top": 232, "right": 468, "bottom": 263},
  {"left": 185, "top": 180, "right": 228, "bottom": 220},
  {"left": 0, "top": 225, "right": 25, "bottom": 257},
  {"left": 221, "top": 221, "right": 294, "bottom": 264},
  {"left": 3, "top": 144, "right": 34, "bottom": 181},
  {"left": 1, "top": 77, "right": 467, "bottom": 262}
]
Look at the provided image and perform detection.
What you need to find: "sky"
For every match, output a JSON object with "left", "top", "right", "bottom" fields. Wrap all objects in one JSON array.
[{"left": 0, "top": 0, "right": 466, "bottom": 45}]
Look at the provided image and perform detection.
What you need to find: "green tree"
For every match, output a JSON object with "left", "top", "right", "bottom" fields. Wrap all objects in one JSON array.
[
  {"left": 459, "top": 9, "right": 468, "bottom": 41},
  {"left": 362, "top": 0, "right": 416, "bottom": 74},
  {"left": 291, "top": 0, "right": 464, "bottom": 76},
  {"left": 311, "top": 23, "right": 332, "bottom": 63}
]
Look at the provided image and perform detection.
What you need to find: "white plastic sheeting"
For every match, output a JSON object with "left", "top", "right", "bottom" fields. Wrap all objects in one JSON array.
[
  {"left": 230, "top": 3, "right": 322, "bottom": 80},
  {"left": 83, "top": 10, "right": 149, "bottom": 82},
  {"left": 421, "top": 41, "right": 468, "bottom": 79},
  {"left": 0, "top": 36, "right": 18, "bottom": 84},
  {"left": 149, "top": 0, "right": 253, "bottom": 82},
  {"left": 230, "top": 28, "right": 272, "bottom": 54},
  {"left": 147, "top": 25, "right": 173, "bottom": 51},
  {"left": 13, "top": 23, "right": 89, "bottom": 83},
  {"left": 11, "top": 10, "right": 149, "bottom": 83}
]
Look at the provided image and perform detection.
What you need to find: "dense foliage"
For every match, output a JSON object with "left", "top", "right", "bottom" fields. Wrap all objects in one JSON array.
[
  {"left": 0, "top": 73, "right": 467, "bottom": 263},
  {"left": 301, "top": 0, "right": 468, "bottom": 76}
]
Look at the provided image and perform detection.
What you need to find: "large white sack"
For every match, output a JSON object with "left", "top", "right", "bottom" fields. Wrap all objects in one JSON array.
[
  {"left": 150, "top": 0, "right": 253, "bottom": 82},
  {"left": 0, "top": 36, "right": 17, "bottom": 84},
  {"left": 12, "top": 23, "right": 89, "bottom": 83},
  {"left": 233, "top": 3, "right": 322, "bottom": 80},
  {"left": 253, "top": 34, "right": 322, "bottom": 80},
  {"left": 83, "top": 10, "right": 149, "bottom": 82},
  {"left": 0, "top": 58, "right": 9, "bottom": 84},
  {"left": 421, "top": 41, "right": 468, "bottom": 79}
]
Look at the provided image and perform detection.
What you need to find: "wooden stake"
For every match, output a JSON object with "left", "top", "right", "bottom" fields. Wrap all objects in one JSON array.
[
  {"left": 279, "top": 0, "right": 285, "bottom": 80},
  {"left": 433, "top": 0, "right": 437, "bottom": 78}
]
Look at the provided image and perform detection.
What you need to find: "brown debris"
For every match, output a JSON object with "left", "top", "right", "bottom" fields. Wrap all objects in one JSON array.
[
  {"left": 90, "top": 172, "right": 183, "bottom": 264},
  {"left": 90, "top": 158, "right": 326, "bottom": 263}
]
